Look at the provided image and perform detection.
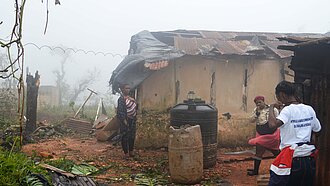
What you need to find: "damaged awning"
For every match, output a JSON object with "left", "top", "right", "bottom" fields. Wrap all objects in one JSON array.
[{"left": 109, "top": 30, "right": 184, "bottom": 94}]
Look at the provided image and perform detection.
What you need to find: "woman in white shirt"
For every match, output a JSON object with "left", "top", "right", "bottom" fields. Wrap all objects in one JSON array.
[{"left": 268, "top": 81, "right": 321, "bottom": 186}]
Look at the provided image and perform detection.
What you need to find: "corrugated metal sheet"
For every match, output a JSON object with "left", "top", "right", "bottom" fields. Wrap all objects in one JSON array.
[
  {"left": 261, "top": 40, "right": 293, "bottom": 58},
  {"left": 152, "top": 30, "right": 327, "bottom": 59},
  {"left": 174, "top": 37, "right": 265, "bottom": 55},
  {"left": 215, "top": 40, "right": 245, "bottom": 55},
  {"left": 51, "top": 172, "right": 97, "bottom": 186},
  {"left": 41, "top": 163, "right": 98, "bottom": 186},
  {"left": 174, "top": 37, "right": 217, "bottom": 55},
  {"left": 227, "top": 40, "right": 252, "bottom": 54},
  {"left": 199, "top": 31, "right": 224, "bottom": 39},
  {"left": 215, "top": 32, "right": 239, "bottom": 40},
  {"left": 63, "top": 118, "right": 93, "bottom": 135},
  {"left": 295, "top": 37, "right": 330, "bottom": 47}
]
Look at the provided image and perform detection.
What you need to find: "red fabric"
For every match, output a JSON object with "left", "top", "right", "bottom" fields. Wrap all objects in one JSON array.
[
  {"left": 248, "top": 129, "right": 280, "bottom": 150},
  {"left": 310, "top": 149, "right": 319, "bottom": 158},
  {"left": 254, "top": 96, "right": 265, "bottom": 103},
  {"left": 271, "top": 146, "right": 294, "bottom": 175}
]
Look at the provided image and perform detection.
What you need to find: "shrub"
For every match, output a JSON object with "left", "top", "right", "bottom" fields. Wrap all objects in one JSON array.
[{"left": 0, "top": 147, "right": 50, "bottom": 186}]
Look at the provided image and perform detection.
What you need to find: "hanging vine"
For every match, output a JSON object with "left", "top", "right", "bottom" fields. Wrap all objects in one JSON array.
[{"left": 0, "top": 0, "right": 60, "bottom": 146}]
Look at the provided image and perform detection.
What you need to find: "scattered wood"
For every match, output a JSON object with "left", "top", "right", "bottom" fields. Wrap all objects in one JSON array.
[
  {"left": 40, "top": 163, "right": 98, "bottom": 186},
  {"left": 221, "top": 155, "right": 275, "bottom": 163},
  {"left": 40, "top": 163, "right": 75, "bottom": 178},
  {"left": 95, "top": 116, "right": 119, "bottom": 142},
  {"left": 63, "top": 117, "right": 93, "bottom": 134}
]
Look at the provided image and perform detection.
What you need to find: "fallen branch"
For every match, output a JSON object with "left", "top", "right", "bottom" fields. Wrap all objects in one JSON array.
[{"left": 39, "top": 163, "right": 75, "bottom": 178}]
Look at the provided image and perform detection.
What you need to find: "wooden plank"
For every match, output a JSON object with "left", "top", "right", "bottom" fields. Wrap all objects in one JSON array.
[{"left": 40, "top": 163, "right": 75, "bottom": 178}]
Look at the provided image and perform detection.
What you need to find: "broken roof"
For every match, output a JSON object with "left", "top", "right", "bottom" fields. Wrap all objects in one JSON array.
[
  {"left": 277, "top": 37, "right": 330, "bottom": 74},
  {"left": 109, "top": 30, "right": 184, "bottom": 94},
  {"left": 109, "top": 30, "right": 326, "bottom": 93},
  {"left": 278, "top": 36, "right": 330, "bottom": 51}
]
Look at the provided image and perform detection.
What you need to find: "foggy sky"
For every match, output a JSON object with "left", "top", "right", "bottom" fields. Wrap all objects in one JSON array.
[{"left": 1, "top": 0, "right": 330, "bottom": 97}]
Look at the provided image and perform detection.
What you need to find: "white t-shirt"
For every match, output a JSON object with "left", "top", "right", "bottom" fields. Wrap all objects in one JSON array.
[{"left": 277, "top": 104, "right": 321, "bottom": 155}]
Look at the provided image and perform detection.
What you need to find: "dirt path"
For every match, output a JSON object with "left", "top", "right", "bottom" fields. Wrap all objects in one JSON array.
[{"left": 22, "top": 137, "right": 275, "bottom": 185}]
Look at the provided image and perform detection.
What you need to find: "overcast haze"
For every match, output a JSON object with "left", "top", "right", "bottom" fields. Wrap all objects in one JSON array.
[{"left": 1, "top": 0, "right": 330, "bottom": 98}]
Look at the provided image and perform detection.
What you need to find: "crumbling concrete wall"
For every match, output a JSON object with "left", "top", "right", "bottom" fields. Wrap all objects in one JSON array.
[{"left": 137, "top": 55, "right": 291, "bottom": 114}]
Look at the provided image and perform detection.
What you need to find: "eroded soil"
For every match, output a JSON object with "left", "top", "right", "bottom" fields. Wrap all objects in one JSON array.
[{"left": 22, "top": 137, "right": 274, "bottom": 185}]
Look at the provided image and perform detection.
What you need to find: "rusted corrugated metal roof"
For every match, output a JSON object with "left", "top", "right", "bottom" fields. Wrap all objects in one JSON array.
[
  {"left": 261, "top": 40, "right": 294, "bottom": 58},
  {"left": 278, "top": 37, "right": 330, "bottom": 52},
  {"left": 63, "top": 118, "right": 93, "bottom": 135},
  {"left": 293, "top": 37, "right": 330, "bottom": 47},
  {"left": 214, "top": 32, "right": 240, "bottom": 40},
  {"left": 152, "top": 30, "right": 327, "bottom": 58},
  {"left": 199, "top": 31, "right": 224, "bottom": 39},
  {"left": 229, "top": 40, "right": 256, "bottom": 54},
  {"left": 216, "top": 40, "right": 245, "bottom": 55},
  {"left": 41, "top": 163, "right": 98, "bottom": 186},
  {"left": 174, "top": 37, "right": 217, "bottom": 55},
  {"left": 174, "top": 37, "right": 268, "bottom": 56}
]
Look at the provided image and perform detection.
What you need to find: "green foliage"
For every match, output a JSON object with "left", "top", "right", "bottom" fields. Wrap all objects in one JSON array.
[
  {"left": 0, "top": 147, "right": 49, "bottom": 186},
  {"left": 134, "top": 173, "right": 168, "bottom": 186},
  {"left": 69, "top": 101, "right": 75, "bottom": 113},
  {"left": 5, "top": 135, "right": 21, "bottom": 151},
  {"left": 1, "top": 127, "right": 21, "bottom": 151},
  {"left": 45, "top": 157, "right": 75, "bottom": 172},
  {"left": 25, "top": 175, "right": 45, "bottom": 186},
  {"left": 0, "top": 118, "right": 13, "bottom": 129},
  {"left": 71, "top": 163, "right": 98, "bottom": 175}
]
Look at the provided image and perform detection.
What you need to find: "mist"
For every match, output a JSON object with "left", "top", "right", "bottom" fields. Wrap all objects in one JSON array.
[{"left": 1, "top": 0, "right": 330, "bottom": 104}]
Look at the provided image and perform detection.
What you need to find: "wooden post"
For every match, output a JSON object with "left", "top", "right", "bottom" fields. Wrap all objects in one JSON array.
[
  {"left": 26, "top": 71, "right": 40, "bottom": 134},
  {"left": 73, "top": 88, "right": 97, "bottom": 118}
]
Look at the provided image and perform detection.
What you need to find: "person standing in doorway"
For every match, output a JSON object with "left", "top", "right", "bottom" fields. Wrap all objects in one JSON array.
[
  {"left": 247, "top": 96, "right": 280, "bottom": 176},
  {"left": 117, "top": 84, "right": 137, "bottom": 160},
  {"left": 268, "top": 81, "right": 321, "bottom": 186}
]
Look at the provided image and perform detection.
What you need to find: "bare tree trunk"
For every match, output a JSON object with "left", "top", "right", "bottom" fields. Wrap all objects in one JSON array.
[{"left": 26, "top": 71, "right": 40, "bottom": 135}]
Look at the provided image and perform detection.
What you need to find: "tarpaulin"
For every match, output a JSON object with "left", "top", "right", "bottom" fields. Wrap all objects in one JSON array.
[{"left": 109, "top": 30, "right": 184, "bottom": 94}]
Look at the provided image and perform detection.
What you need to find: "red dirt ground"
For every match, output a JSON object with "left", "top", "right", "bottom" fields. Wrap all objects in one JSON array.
[{"left": 22, "top": 137, "right": 275, "bottom": 186}]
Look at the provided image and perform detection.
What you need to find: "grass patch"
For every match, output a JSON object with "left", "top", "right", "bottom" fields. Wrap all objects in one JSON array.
[
  {"left": 218, "top": 114, "right": 255, "bottom": 147},
  {"left": 0, "top": 147, "right": 50, "bottom": 186}
]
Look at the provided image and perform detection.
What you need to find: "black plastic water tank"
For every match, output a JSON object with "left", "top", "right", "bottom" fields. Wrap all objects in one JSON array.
[{"left": 170, "top": 98, "right": 218, "bottom": 169}]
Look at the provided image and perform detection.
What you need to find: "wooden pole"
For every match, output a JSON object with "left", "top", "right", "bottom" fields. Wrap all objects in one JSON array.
[{"left": 74, "top": 88, "right": 97, "bottom": 118}]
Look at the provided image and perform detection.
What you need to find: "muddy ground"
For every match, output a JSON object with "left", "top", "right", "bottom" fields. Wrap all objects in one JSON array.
[{"left": 22, "top": 137, "right": 275, "bottom": 186}]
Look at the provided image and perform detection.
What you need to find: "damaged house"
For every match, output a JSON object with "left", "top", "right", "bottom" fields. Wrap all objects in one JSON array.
[{"left": 110, "top": 30, "right": 324, "bottom": 113}]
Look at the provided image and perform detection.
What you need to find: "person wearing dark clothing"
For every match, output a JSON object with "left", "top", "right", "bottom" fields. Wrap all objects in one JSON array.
[{"left": 117, "top": 84, "right": 137, "bottom": 159}]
